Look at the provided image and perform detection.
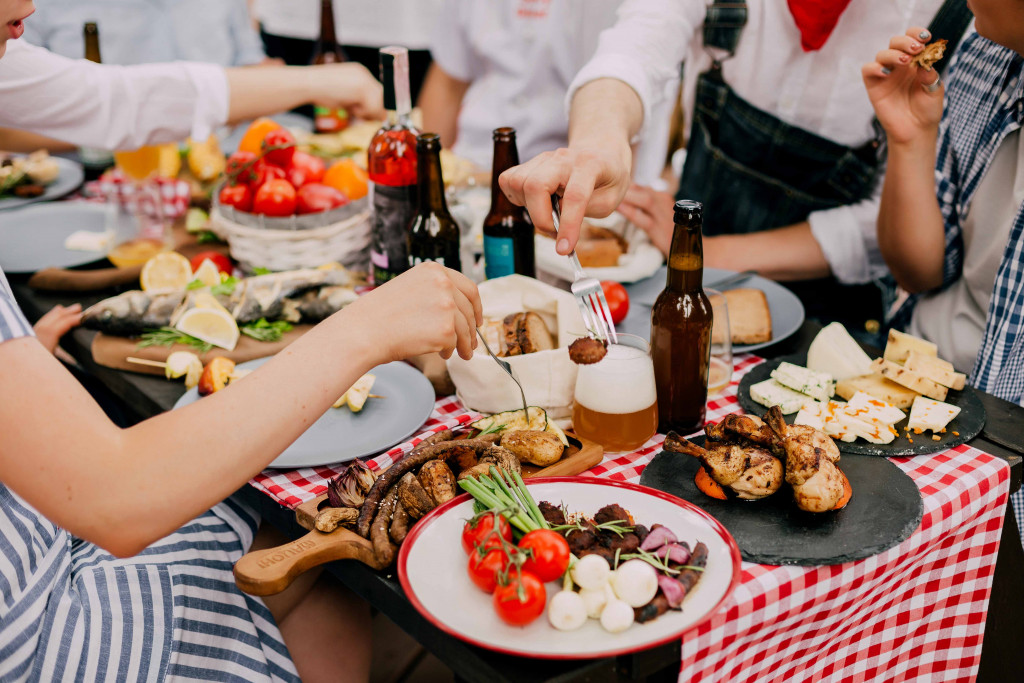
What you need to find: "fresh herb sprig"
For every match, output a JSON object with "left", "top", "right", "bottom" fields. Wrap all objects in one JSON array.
[
  {"left": 240, "top": 318, "right": 293, "bottom": 342},
  {"left": 616, "top": 547, "right": 705, "bottom": 576},
  {"left": 137, "top": 327, "right": 214, "bottom": 353},
  {"left": 551, "top": 518, "right": 634, "bottom": 538},
  {"left": 211, "top": 276, "right": 239, "bottom": 296},
  {"left": 196, "top": 230, "right": 223, "bottom": 245}
]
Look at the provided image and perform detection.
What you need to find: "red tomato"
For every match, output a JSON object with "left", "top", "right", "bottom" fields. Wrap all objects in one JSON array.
[
  {"left": 261, "top": 128, "right": 297, "bottom": 167},
  {"left": 600, "top": 281, "right": 630, "bottom": 325},
  {"left": 492, "top": 571, "right": 546, "bottom": 626},
  {"left": 467, "top": 548, "right": 512, "bottom": 593},
  {"left": 218, "top": 183, "right": 252, "bottom": 212},
  {"left": 248, "top": 160, "right": 288, "bottom": 192},
  {"left": 189, "top": 251, "right": 233, "bottom": 275},
  {"left": 225, "top": 151, "right": 259, "bottom": 187},
  {"left": 286, "top": 151, "right": 326, "bottom": 188},
  {"left": 461, "top": 513, "right": 513, "bottom": 555},
  {"left": 296, "top": 183, "right": 348, "bottom": 215},
  {"left": 253, "top": 179, "right": 297, "bottom": 217},
  {"left": 517, "top": 529, "right": 570, "bottom": 582}
]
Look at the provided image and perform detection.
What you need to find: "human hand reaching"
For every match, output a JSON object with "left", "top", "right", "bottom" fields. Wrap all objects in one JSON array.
[
  {"left": 33, "top": 303, "right": 82, "bottom": 354},
  {"left": 616, "top": 183, "right": 676, "bottom": 256},
  {"left": 310, "top": 62, "right": 385, "bottom": 121}
]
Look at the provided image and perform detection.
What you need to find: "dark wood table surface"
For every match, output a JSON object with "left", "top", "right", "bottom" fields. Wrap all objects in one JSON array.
[{"left": 9, "top": 275, "right": 1023, "bottom": 683}]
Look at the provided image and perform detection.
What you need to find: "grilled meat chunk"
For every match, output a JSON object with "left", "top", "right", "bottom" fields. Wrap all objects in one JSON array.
[{"left": 538, "top": 501, "right": 566, "bottom": 527}]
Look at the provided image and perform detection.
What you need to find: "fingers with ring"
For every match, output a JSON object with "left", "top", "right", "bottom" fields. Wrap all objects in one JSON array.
[{"left": 923, "top": 76, "right": 941, "bottom": 93}]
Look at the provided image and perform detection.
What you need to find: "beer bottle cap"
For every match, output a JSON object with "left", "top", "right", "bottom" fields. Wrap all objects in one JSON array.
[
  {"left": 674, "top": 200, "right": 702, "bottom": 223},
  {"left": 493, "top": 127, "right": 517, "bottom": 140},
  {"left": 417, "top": 133, "right": 441, "bottom": 150}
]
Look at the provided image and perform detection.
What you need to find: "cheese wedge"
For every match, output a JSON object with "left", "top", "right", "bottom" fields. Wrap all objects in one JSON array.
[
  {"left": 871, "top": 358, "right": 948, "bottom": 401},
  {"left": 835, "top": 374, "right": 918, "bottom": 410},
  {"left": 770, "top": 362, "right": 835, "bottom": 402},
  {"left": 884, "top": 329, "right": 938, "bottom": 364},
  {"left": 750, "top": 378, "right": 810, "bottom": 414},
  {"left": 806, "top": 322, "right": 874, "bottom": 380},
  {"left": 907, "top": 396, "right": 961, "bottom": 432},
  {"left": 904, "top": 351, "right": 967, "bottom": 390}
]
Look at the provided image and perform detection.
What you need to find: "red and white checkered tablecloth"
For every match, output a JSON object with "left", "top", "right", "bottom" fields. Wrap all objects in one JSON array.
[{"left": 248, "top": 353, "right": 1011, "bottom": 683}]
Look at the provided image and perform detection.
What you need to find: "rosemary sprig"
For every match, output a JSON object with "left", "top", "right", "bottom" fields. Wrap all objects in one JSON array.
[
  {"left": 137, "top": 327, "right": 214, "bottom": 353},
  {"left": 617, "top": 547, "right": 706, "bottom": 575},
  {"left": 551, "top": 518, "right": 634, "bottom": 537},
  {"left": 240, "top": 318, "right": 293, "bottom": 343}
]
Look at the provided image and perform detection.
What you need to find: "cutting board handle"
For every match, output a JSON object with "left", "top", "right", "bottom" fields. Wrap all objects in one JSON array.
[{"left": 234, "top": 528, "right": 382, "bottom": 596}]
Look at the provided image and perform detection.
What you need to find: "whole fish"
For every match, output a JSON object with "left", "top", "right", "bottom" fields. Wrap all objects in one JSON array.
[{"left": 82, "top": 268, "right": 357, "bottom": 335}]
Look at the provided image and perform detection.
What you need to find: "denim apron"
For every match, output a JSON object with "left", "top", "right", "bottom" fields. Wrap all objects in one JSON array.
[{"left": 677, "top": 1, "right": 884, "bottom": 328}]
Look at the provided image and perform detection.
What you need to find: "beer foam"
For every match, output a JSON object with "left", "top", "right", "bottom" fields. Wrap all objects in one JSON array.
[{"left": 574, "top": 343, "right": 657, "bottom": 415}]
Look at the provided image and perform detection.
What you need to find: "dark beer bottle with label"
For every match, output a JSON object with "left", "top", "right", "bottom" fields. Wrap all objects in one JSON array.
[
  {"left": 651, "top": 200, "right": 713, "bottom": 433},
  {"left": 368, "top": 46, "right": 418, "bottom": 284},
  {"left": 79, "top": 22, "right": 114, "bottom": 176},
  {"left": 407, "top": 134, "right": 462, "bottom": 272},
  {"left": 483, "top": 127, "right": 535, "bottom": 279},
  {"left": 310, "top": 0, "right": 349, "bottom": 133}
]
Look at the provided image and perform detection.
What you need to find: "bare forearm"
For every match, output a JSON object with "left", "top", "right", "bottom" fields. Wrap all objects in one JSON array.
[
  {"left": 568, "top": 79, "right": 643, "bottom": 154},
  {"left": 0, "top": 128, "right": 75, "bottom": 153},
  {"left": 705, "top": 222, "right": 831, "bottom": 281},
  {"left": 878, "top": 140, "right": 945, "bottom": 292},
  {"left": 226, "top": 66, "right": 321, "bottom": 123},
  {"left": 418, "top": 64, "right": 468, "bottom": 149}
]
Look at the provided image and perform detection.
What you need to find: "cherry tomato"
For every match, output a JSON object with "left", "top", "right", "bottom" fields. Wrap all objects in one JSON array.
[
  {"left": 253, "top": 179, "right": 297, "bottom": 217},
  {"left": 461, "top": 513, "right": 513, "bottom": 555},
  {"left": 248, "top": 160, "right": 288, "bottom": 192},
  {"left": 467, "top": 547, "right": 512, "bottom": 593},
  {"left": 517, "top": 529, "right": 570, "bottom": 582},
  {"left": 296, "top": 183, "right": 348, "bottom": 215},
  {"left": 225, "top": 151, "right": 259, "bottom": 186},
  {"left": 218, "top": 183, "right": 252, "bottom": 212},
  {"left": 492, "top": 571, "right": 546, "bottom": 626},
  {"left": 286, "top": 151, "right": 326, "bottom": 188},
  {"left": 189, "top": 251, "right": 233, "bottom": 275},
  {"left": 261, "top": 128, "right": 297, "bottom": 167},
  {"left": 600, "top": 280, "right": 630, "bottom": 325}
]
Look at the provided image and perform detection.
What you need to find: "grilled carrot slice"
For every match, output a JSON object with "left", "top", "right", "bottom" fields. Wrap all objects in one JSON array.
[{"left": 695, "top": 467, "right": 728, "bottom": 500}]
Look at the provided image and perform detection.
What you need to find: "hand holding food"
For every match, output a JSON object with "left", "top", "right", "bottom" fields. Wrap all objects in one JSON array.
[
  {"left": 862, "top": 27, "right": 945, "bottom": 146},
  {"left": 309, "top": 61, "right": 386, "bottom": 122}
]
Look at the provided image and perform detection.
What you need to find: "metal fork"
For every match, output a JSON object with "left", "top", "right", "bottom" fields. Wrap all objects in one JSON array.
[
  {"left": 550, "top": 195, "right": 618, "bottom": 343},
  {"left": 476, "top": 328, "right": 530, "bottom": 417}
]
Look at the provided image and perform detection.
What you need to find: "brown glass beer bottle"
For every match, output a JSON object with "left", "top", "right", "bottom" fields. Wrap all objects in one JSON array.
[
  {"left": 483, "top": 128, "right": 535, "bottom": 278},
  {"left": 310, "top": 0, "right": 349, "bottom": 133},
  {"left": 651, "top": 200, "right": 713, "bottom": 433},
  {"left": 407, "top": 134, "right": 462, "bottom": 272}
]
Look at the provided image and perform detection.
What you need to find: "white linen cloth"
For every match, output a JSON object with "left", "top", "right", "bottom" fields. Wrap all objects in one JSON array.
[
  {"left": 430, "top": 0, "right": 674, "bottom": 186},
  {"left": 569, "top": 0, "right": 948, "bottom": 285},
  {"left": 252, "top": 0, "right": 441, "bottom": 49},
  {"left": 0, "top": 39, "right": 229, "bottom": 149}
]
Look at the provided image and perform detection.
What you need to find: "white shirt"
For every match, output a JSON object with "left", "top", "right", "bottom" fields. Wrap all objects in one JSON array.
[
  {"left": 570, "top": 0, "right": 947, "bottom": 285},
  {"left": 22, "top": 0, "right": 267, "bottom": 67},
  {"left": 431, "top": 0, "right": 673, "bottom": 186},
  {"left": 253, "top": 0, "right": 440, "bottom": 49},
  {"left": 0, "top": 39, "right": 229, "bottom": 149}
]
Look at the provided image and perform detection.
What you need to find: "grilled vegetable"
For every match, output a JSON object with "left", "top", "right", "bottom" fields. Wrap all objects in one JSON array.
[
  {"left": 314, "top": 506, "right": 358, "bottom": 533},
  {"left": 197, "top": 357, "right": 235, "bottom": 396},
  {"left": 417, "top": 460, "right": 457, "bottom": 505},
  {"left": 396, "top": 472, "right": 435, "bottom": 520},
  {"left": 326, "top": 458, "right": 377, "bottom": 508},
  {"left": 500, "top": 430, "right": 565, "bottom": 467}
]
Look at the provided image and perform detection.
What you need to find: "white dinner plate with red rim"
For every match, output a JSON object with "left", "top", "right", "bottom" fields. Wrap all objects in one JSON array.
[{"left": 398, "top": 477, "right": 741, "bottom": 660}]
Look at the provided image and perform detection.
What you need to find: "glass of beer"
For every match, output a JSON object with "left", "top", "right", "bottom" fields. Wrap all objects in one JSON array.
[
  {"left": 706, "top": 289, "right": 733, "bottom": 395},
  {"left": 572, "top": 334, "right": 659, "bottom": 452}
]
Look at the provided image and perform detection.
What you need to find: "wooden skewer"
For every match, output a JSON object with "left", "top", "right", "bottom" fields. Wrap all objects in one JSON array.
[{"left": 126, "top": 356, "right": 168, "bottom": 369}]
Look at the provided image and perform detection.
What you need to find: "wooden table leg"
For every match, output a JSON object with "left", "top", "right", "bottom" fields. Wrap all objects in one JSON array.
[{"left": 976, "top": 506, "right": 1024, "bottom": 683}]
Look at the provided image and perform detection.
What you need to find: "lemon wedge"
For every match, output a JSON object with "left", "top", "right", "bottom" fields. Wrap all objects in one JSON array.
[
  {"left": 175, "top": 307, "right": 239, "bottom": 351},
  {"left": 191, "top": 290, "right": 231, "bottom": 316},
  {"left": 192, "top": 259, "right": 222, "bottom": 288},
  {"left": 141, "top": 252, "right": 192, "bottom": 291}
]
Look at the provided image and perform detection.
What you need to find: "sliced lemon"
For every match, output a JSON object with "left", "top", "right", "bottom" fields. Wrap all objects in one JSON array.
[
  {"left": 175, "top": 307, "right": 239, "bottom": 351},
  {"left": 141, "top": 252, "right": 193, "bottom": 291},
  {"left": 191, "top": 290, "right": 231, "bottom": 315},
  {"left": 192, "top": 259, "right": 222, "bottom": 288}
]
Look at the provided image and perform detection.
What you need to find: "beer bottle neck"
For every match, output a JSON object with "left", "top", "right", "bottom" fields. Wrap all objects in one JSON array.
[
  {"left": 418, "top": 146, "right": 448, "bottom": 215},
  {"left": 489, "top": 136, "right": 521, "bottom": 215},
  {"left": 84, "top": 24, "right": 101, "bottom": 63},
  {"left": 317, "top": 0, "right": 339, "bottom": 48},
  {"left": 380, "top": 49, "right": 412, "bottom": 120},
  {"left": 666, "top": 224, "right": 704, "bottom": 292}
]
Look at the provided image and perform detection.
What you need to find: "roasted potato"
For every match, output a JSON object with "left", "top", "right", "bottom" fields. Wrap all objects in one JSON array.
[
  {"left": 397, "top": 472, "right": 435, "bottom": 519},
  {"left": 418, "top": 460, "right": 457, "bottom": 505},
  {"left": 457, "top": 445, "right": 523, "bottom": 482},
  {"left": 500, "top": 430, "right": 565, "bottom": 467}
]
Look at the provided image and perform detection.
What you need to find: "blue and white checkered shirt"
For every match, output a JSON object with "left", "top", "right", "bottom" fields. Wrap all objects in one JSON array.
[{"left": 895, "top": 31, "right": 1024, "bottom": 406}]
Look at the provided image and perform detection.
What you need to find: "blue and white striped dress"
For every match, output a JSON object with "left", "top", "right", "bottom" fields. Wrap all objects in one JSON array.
[{"left": 0, "top": 272, "right": 300, "bottom": 682}]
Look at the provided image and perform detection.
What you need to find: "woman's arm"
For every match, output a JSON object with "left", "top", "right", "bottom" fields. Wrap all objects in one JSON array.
[
  {"left": 418, "top": 63, "right": 470, "bottom": 150},
  {"left": 863, "top": 28, "right": 947, "bottom": 293},
  {"left": 0, "top": 264, "right": 480, "bottom": 557}
]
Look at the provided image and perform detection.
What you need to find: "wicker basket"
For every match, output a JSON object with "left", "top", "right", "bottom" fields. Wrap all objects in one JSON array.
[{"left": 211, "top": 205, "right": 372, "bottom": 272}]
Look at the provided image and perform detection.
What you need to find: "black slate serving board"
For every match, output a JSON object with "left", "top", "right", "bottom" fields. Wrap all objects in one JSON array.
[
  {"left": 640, "top": 439, "right": 923, "bottom": 566},
  {"left": 737, "top": 353, "right": 986, "bottom": 456}
]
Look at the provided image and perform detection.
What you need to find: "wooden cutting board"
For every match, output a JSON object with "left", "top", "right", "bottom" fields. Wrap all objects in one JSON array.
[
  {"left": 234, "top": 432, "right": 603, "bottom": 596},
  {"left": 91, "top": 325, "right": 313, "bottom": 374}
]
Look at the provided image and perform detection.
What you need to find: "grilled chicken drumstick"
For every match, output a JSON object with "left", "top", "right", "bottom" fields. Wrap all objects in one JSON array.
[
  {"left": 664, "top": 432, "right": 783, "bottom": 500},
  {"left": 763, "top": 406, "right": 844, "bottom": 512}
]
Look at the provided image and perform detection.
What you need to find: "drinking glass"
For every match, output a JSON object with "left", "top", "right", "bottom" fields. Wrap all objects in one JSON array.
[
  {"left": 104, "top": 182, "right": 170, "bottom": 268},
  {"left": 572, "top": 333, "right": 659, "bottom": 452},
  {"left": 706, "top": 288, "right": 733, "bottom": 395}
]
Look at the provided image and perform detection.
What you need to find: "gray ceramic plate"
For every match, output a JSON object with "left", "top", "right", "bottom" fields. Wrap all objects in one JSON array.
[
  {"left": 173, "top": 358, "right": 435, "bottom": 469},
  {"left": 0, "top": 202, "right": 109, "bottom": 273},
  {"left": 0, "top": 157, "right": 85, "bottom": 211},
  {"left": 620, "top": 266, "right": 805, "bottom": 353}
]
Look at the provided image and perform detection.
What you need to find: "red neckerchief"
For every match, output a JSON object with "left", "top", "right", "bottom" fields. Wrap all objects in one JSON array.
[{"left": 786, "top": 0, "right": 854, "bottom": 51}]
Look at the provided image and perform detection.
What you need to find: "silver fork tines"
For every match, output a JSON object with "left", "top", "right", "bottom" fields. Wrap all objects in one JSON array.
[
  {"left": 552, "top": 196, "right": 618, "bottom": 344},
  {"left": 476, "top": 328, "right": 530, "bottom": 418}
]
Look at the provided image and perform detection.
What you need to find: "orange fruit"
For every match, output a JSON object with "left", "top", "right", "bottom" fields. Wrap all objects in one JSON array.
[
  {"left": 237, "top": 118, "right": 282, "bottom": 156},
  {"left": 323, "top": 159, "right": 369, "bottom": 200}
]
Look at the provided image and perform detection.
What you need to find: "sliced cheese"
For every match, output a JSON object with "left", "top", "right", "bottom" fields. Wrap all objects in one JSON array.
[
  {"left": 846, "top": 391, "right": 906, "bottom": 425},
  {"left": 818, "top": 401, "right": 859, "bottom": 442},
  {"left": 871, "top": 358, "right": 948, "bottom": 401},
  {"left": 907, "top": 396, "right": 961, "bottom": 432},
  {"left": 750, "top": 378, "right": 810, "bottom": 415},
  {"left": 884, "top": 329, "right": 938, "bottom": 364},
  {"left": 835, "top": 374, "right": 919, "bottom": 410},
  {"left": 904, "top": 351, "right": 967, "bottom": 390},
  {"left": 835, "top": 407, "right": 898, "bottom": 444},
  {"left": 770, "top": 362, "right": 835, "bottom": 402},
  {"left": 806, "top": 322, "right": 874, "bottom": 381},
  {"left": 794, "top": 401, "right": 825, "bottom": 430}
]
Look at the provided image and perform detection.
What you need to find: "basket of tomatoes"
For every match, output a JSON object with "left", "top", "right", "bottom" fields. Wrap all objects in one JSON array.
[{"left": 211, "top": 118, "right": 372, "bottom": 272}]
